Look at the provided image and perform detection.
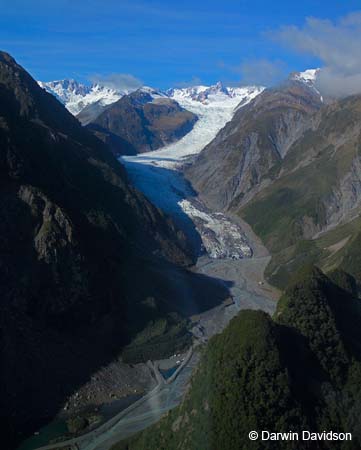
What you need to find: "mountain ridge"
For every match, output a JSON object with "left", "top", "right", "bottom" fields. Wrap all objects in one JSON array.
[
  {"left": 38, "top": 79, "right": 125, "bottom": 115},
  {"left": 39, "top": 78, "right": 265, "bottom": 116}
]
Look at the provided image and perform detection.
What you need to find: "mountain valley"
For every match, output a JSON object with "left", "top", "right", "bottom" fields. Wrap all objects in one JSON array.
[{"left": 2, "top": 48, "right": 361, "bottom": 450}]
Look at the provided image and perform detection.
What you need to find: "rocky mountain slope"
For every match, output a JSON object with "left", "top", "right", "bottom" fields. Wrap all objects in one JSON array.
[
  {"left": 88, "top": 88, "right": 198, "bottom": 155},
  {"left": 241, "top": 94, "right": 361, "bottom": 287},
  {"left": 186, "top": 79, "right": 322, "bottom": 210},
  {"left": 0, "top": 52, "right": 227, "bottom": 448},
  {"left": 113, "top": 266, "right": 361, "bottom": 450}
]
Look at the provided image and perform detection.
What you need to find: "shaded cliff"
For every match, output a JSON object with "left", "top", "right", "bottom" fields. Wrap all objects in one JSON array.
[{"left": 0, "top": 52, "right": 225, "bottom": 448}]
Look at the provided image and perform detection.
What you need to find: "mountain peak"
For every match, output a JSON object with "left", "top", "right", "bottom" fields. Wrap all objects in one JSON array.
[
  {"left": 214, "top": 80, "right": 228, "bottom": 92},
  {"left": 137, "top": 85, "right": 168, "bottom": 100},
  {"left": 167, "top": 82, "right": 263, "bottom": 106},
  {"left": 39, "top": 78, "right": 90, "bottom": 96},
  {"left": 289, "top": 68, "right": 320, "bottom": 84},
  {"left": 38, "top": 79, "right": 124, "bottom": 115}
]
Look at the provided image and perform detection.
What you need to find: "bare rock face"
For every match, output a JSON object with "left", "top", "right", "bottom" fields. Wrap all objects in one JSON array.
[
  {"left": 324, "top": 146, "right": 361, "bottom": 228},
  {"left": 19, "top": 186, "right": 76, "bottom": 261},
  {"left": 186, "top": 81, "right": 322, "bottom": 211},
  {"left": 88, "top": 90, "right": 198, "bottom": 155}
]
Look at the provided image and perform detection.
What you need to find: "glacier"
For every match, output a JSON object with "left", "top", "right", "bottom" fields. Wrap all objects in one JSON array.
[{"left": 121, "top": 83, "right": 263, "bottom": 259}]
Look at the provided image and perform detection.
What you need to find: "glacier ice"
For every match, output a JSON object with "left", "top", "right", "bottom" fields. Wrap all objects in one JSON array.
[{"left": 121, "top": 83, "right": 264, "bottom": 260}]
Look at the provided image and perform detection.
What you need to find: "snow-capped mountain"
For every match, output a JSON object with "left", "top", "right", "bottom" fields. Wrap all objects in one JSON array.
[
  {"left": 137, "top": 85, "right": 168, "bottom": 100},
  {"left": 291, "top": 68, "right": 320, "bottom": 84},
  {"left": 39, "top": 78, "right": 264, "bottom": 121},
  {"left": 38, "top": 80, "right": 173, "bottom": 117},
  {"left": 39, "top": 72, "right": 321, "bottom": 120},
  {"left": 167, "top": 81, "right": 263, "bottom": 106},
  {"left": 38, "top": 79, "right": 127, "bottom": 115}
]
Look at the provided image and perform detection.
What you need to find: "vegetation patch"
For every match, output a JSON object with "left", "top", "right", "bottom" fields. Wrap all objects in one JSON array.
[{"left": 121, "top": 317, "right": 192, "bottom": 363}]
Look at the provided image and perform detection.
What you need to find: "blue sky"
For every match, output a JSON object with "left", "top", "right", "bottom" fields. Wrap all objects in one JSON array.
[{"left": 1, "top": 0, "right": 361, "bottom": 89}]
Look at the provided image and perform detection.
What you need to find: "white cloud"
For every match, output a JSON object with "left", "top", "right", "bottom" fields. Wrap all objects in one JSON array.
[
  {"left": 89, "top": 73, "right": 143, "bottom": 91},
  {"left": 218, "top": 58, "right": 287, "bottom": 87},
  {"left": 238, "top": 59, "right": 287, "bottom": 86},
  {"left": 173, "top": 76, "right": 203, "bottom": 88},
  {"left": 271, "top": 11, "right": 361, "bottom": 97}
]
